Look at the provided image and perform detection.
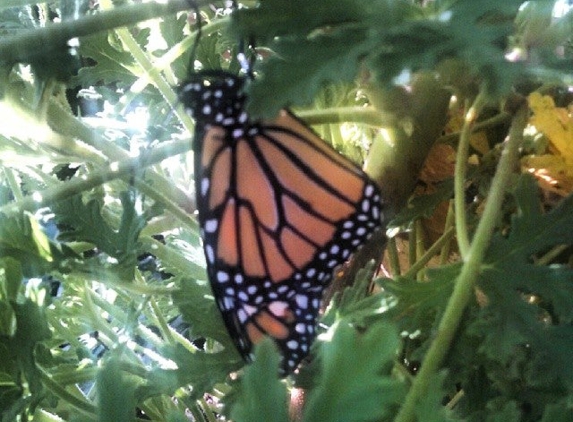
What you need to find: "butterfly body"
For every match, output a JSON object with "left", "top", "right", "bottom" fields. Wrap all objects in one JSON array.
[{"left": 180, "top": 71, "right": 383, "bottom": 373}]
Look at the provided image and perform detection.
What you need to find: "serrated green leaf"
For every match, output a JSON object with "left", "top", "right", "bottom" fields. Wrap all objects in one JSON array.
[
  {"left": 303, "top": 320, "right": 405, "bottom": 422},
  {"left": 171, "top": 278, "right": 232, "bottom": 344},
  {"left": 487, "top": 175, "right": 573, "bottom": 263},
  {"left": 389, "top": 179, "right": 454, "bottom": 229},
  {"left": 378, "top": 264, "right": 459, "bottom": 333},
  {"left": 75, "top": 32, "right": 140, "bottom": 87},
  {"left": 228, "top": 339, "right": 289, "bottom": 422},
  {"left": 148, "top": 343, "right": 242, "bottom": 401},
  {"left": 246, "top": 27, "right": 370, "bottom": 118},
  {"left": 233, "top": 0, "right": 533, "bottom": 117},
  {"left": 321, "top": 262, "right": 379, "bottom": 327},
  {"left": 474, "top": 175, "right": 573, "bottom": 389},
  {"left": 159, "top": 13, "right": 187, "bottom": 49},
  {"left": 29, "top": 214, "right": 52, "bottom": 262},
  {"left": 0, "top": 213, "right": 73, "bottom": 278},
  {"left": 0, "top": 301, "right": 16, "bottom": 337},
  {"left": 52, "top": 190, "right": 145, "bottom": 273},
  {"left": 232, "top": 0, "right": 411, "bottom": 43}
]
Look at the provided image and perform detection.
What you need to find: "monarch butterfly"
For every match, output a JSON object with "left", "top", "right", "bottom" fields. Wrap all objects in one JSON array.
[{"left": 179, "top": 70, "right": 383, "bottom": 374}]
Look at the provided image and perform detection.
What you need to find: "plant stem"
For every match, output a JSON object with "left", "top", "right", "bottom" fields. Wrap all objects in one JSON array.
[
  {"left": 454, "top": 95, "right": 486, "bottom": 259},
  {"left": 439, "top": 201, "right": 456, "bottom": 264},
  {"left": 387, "top": 237, "right": 401, "bottom": 277},
  {"left": 437, "top": 111, "right": 511, "bottom": 145},
  {"left": 404, "top": 227, "right": 455, "bottom": 279},
  {"left": 297, "top": 106, "right": 396, "bottom": 127},
  {"left": 393, "top": 103, "right": 527, "bottom": 422},
  {"left": 2, "top": 167, "right": 24, "bottom": 202},
  {"left": 0, "top": 0, "right": 192, "bottom": 64},
  {"left": 37, "top": 365, "right": 97, "bottom": 417},
  {"left": 0, "top": 138, "right": 189, "bottom": 216}
]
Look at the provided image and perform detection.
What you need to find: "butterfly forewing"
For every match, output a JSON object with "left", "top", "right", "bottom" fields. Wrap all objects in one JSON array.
[{"left": 180, "top": 72, "right": 383, "bottom": 373}]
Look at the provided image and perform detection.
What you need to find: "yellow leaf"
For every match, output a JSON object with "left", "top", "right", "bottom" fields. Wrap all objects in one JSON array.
[
  {"left": 444, "top": 111, "right": 490, "bottom": 154},
  {"left": 521, "top": 154, "right": 573, "bottom": 196},
  {"left": 528, "top": 92, "right": 573, "bottom": 165}
]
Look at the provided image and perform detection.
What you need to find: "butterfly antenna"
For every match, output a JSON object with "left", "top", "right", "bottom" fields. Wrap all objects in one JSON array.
[
  {"left": 237, "top": 40, "right": 254, "bottom": 79},
  {"left": 185, "top": 0, "right": 202, "bottom": 73},
  {"left": 229, "top": 0, "right": 255, "bottom": 79}
]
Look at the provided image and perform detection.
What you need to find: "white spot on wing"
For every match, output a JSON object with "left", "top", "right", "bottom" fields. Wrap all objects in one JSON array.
[
  {"left": 269, "top": 301, "right": 289, "bottom": 316},
  {"left": 287, "top": 340, "right": 298, "bottom": 350},
  {"left": 296, "top": 295, "right": 308, "bottom": 309},
  {"left": 205, "top": 219, "right": 217, "bottom": 233},
  {"left": 201, "top": 178, "right": 209, "bottom": 196},
  {"left": 206, "top": 245, "right": 214, "bottom": 263}
]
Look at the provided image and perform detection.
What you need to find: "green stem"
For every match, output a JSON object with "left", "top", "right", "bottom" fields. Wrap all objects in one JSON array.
[
  {"left": 387, "top": 237, "right": 401, "bottom": 277},
  {"left": 439, "top": 201, "right": 456, "bottom": 265},
  {"left": 2, "top": 167, "right": 24, "bottom": 202},
  {"left": 0, "top": 0, "right": 38, "bottom": 10},
  {"left": 408, "top": 230, "right": 416, "bottom": 267},
  {"left": 535, "top": 244, "right": 569, "bottom": 265},
  {"left": 414, "top": 220, "right": 426, "bottom": 280},
  {"left": 297, "top": 106, "right": 396, "bottom": 127},
  {"left": 130, "top": 18, "right": 228, "bottom": 91},
  {"left": 50, "top": 366, "right": 98, "bottom": 386},
  {"left": 454, "top": 95, "right": 486, "bottom": 259},
  {"left": 37, "top": 365, "right": 97, "bottom": 417},
  {"left": 394, "top": 104, "right": 528, "bottom": 422},
  {"left": 46, "top": 99, "right": 194, "bottom": 212},
  {"left": 437, "top": 112, "right": 511, "bottom": 145},
  {"left": 149, "top": 298, "right": 176, "bottom": 344},
  {"left": 0, "top": 0, "right": 192, "bottom": 64},
  {"left": 404, "top": 227, "right": 455, "bottom": 279},
  {"left": 0, "top": 138, "right": 189, "bottom": 216},
  {"left": 139, "top": 236, "right": 206, "bottom": 280}
]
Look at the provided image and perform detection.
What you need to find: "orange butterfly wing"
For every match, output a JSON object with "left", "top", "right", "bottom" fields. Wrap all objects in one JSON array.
[{"left": 180, "top": 72, "right": 383, "bottom": 373}]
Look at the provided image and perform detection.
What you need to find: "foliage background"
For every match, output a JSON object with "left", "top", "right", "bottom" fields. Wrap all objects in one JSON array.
[{"left": 1, "top": 0, "right": 573, "bottom": 421}]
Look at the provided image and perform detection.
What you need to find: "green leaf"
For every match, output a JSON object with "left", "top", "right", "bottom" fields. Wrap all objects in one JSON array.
[
  {"left": 229, "top": 339, "right": 289, "bottom": 422},
  {"left": 378, "top": 264, "right": 459, "bottom": 333},
  {"left": 148, "top": 344, "right": 242, "bottom": 401},
  {"left": 475, "top": 175, "right": 573, "bottom": 389},
  {"left": 96, "top": 356, "right": 136, "bottom": 422},
  {"left": 0, "top": 257, "right": 22, "bottom": 336},
  {"left": 171, "top": 278, "right": 233, "bottom": 345},
  {"left": 13, "top": 300, "right": 52, "bottom": 397},
  {"left": 159, "top": 13, "right": 187, "bottom": 49},
  {"left": 484, "top": 399, "right": 521, "bottom": 422},
  {"left": 75, "top": 31, "right": 141, "bottom": 88},
  {"left": 232, "top": 0, "right": 413, "bottom": 42},
  {"left": 389, "top": 179, "right": 454, "bottom": 229},
  {"left": 0, "top": 213, "right": 73, "bottom": 278},
  {"left": 233, "top": 0, "right": 532, "bottom": 117},
  {"left": 540, "top": 398, "right": 573, "bottom": 422},
  {"left": 53, "top": 190, "right": 145, "bottom": 272},
  {"left": 321, "top": 262, "right": 382, "bottom": 327},
  {"left": 246, "top": 27, "right": 370, "bottom": 118},
  {"left": 0, "top": 337, "right": 21, "bottom": 416},
  {"left": 0, "top": 257, "right": 23, "bottom": 302},
  {"left": 302, "top": 320, "right": 405, "bottom": 422},
  {"left": 415, "top": 371, "right": 458, "bottom": 422}
]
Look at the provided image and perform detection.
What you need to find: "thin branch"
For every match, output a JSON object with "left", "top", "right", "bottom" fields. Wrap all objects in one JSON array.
[{"left": 394, "top": 102, "right": 528, "bottom": 422}]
